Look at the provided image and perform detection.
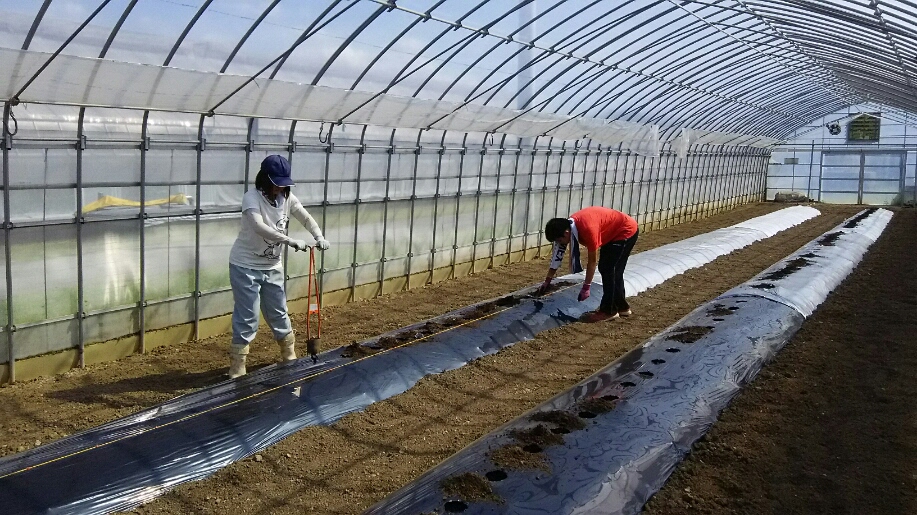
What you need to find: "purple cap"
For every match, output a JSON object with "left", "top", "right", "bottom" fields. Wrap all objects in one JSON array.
[{"left": 261, "top": 155, "right": 294, "bottom": 187}]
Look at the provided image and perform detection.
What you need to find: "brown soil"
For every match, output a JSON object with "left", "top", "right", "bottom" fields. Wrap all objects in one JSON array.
[{"left": 2, "top": 203, "right": 913, "bottom": 515}]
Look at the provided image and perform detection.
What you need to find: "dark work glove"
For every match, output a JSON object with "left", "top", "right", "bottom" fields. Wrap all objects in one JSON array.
[{"left": 578, "top": 283, "right": 591, "bottom": 302}]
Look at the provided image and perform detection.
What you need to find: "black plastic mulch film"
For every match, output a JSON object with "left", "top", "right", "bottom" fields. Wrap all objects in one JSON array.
[
  {"left": 0, "top": 280, "right": 587, "bottom": 514},
  {"left": 364, "top": 208, "right": 891, "bottom": 515},
  {"left": 0, "top": 209, "right": 887, "bottom": 514}
]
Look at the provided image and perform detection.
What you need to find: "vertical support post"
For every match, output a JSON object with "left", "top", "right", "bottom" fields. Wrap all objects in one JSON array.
[
  {"left": 598, "top": 147, "right": 612, "bottom": 208},
  {"left": 609, "top": 146, "right": 624, "bottom": 211},
  {"left": 623, "top": 151, "right": 637, "bottom": 217},
  {"left": 807, "top": 141, "right": 815, "bottom": 201},
  {"left": 535, "top": 138, "right": 552, "bottom": 257},
  {"left": 193, "top": 116, "right": 205, "bottom": 341},
  {"left": 858, "top": 150, "right": 865, "bottom": 205},
  {"left": 351, "top": 126, "right": 368, "bottom": 301},
  {"left": 694, "top": 146, "right": 713, "bottom": 220},
  {"left": 520, "top": 136, "right": 538, "bottom": 258},
  {"left": 507, "top": 137, "right": 522, "bottom": 262},
  {"left": 471, "top": 135, "right": 487, "bottom": 274},
  {"left": 76, "top": 109, "right": 86, "bottom": 368},
  {"left": 378, "top": 129, "right": 396, "bottom": 296},
  {"left": 139, "top": 112, "right": 149, "bottom": 354},
  {"left": 430, "top": 131, "right": 446, "bottom": 282},
  {"left": 451, "top": 134, "right": 468, "bottom": 280},
  {"left": 282, "top": 122, "right": 297, "bottom": 296},
  {"left": 2, "top": 103, "right": 15, "bottom": 382},
  {"left": 319, "top": 125, "right": 332, "bottom": 301},
  {"left": 489, "top": 135, "right": 507, "bottom": 269},
  {"left": 912, "top": 148, "right": 917, "bottom": 206},
  {"left": 406, "top": 130, "right": 423, "bottom": 288}
]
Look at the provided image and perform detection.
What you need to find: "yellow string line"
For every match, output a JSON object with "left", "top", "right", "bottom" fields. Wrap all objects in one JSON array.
[{"left": 0, "top": 287, "right": 573, "bottom": 479}]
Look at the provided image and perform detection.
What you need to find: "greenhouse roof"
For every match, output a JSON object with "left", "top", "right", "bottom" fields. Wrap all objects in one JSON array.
[{"left": 1, "top": 0, "right": 915, "bottom": 145}]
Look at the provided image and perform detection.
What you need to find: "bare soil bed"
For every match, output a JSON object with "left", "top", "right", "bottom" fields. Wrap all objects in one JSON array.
[{"left": 2, "top": 202, "right": 913, "bottom": 514}]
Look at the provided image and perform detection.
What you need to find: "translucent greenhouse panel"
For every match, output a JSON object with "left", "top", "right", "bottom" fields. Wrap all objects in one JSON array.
[
  {"left": 358, "top": 152, "right": 392, "bottom": 202},
  {"left": 144, "top": 219, "right": 196, "bottom": 302},
  {"left": 414, "top": 152, "right": 440, "bottom": 197},
  {"left": 473, "top": 193, "right": 497, "bottom": 261},
  {"left": 146, "top": 149, "right": 197, "bottom": 185},
  {"left": 10, "top": 225, "right": 78, "bottom": 325},
  {"left": 408, "top": 199, "right": 436, "bottom": 275},
  {"left": 383, "top": 200, "right": 412, "bottom": 279},
  {"left": 201, "top": 151, "right": 246, "bottom": 185},
  {"left": 324, "top": 151, "right": 359, "bottom": 205},
  {"left": 81, "top": 220, "right": 140, "bottom": 313},
  {"left": 83, "top": 149, "right": 140, "bottom": 185},
  {"left": 386, "top": 152, "right": 417, "bottom": 200},
  {"left": 438, "top": 153, "right": 461, "bottom": 198},
  {"left": 198, "top": 216, "right": 236, "bottom": 291},
  {"left": 453, "top": 197, "right": 477, "bottom": 264},
  {"left": 460, "top": 152, "right": 483, "bottom": 195},
  {"left": 9, "top": 148, "right": 76, "bottom": 188},
  {"left": 291, "top": 152, "right": 329, "bottom": 207},
  {"left": 434, "top": 197, "right": 458, "bottom": 270},
  {"left": 302, "top": 204, "right": 353, "bottom": 283},
  {"left": 352, "top": 202, "right": 385, "bottom": 289}
]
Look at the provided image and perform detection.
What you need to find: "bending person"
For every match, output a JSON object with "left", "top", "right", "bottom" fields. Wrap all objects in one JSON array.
[
  {"left": 227, "top": 155, "right": 330, "bottom": 378},
  {"left": 539, "top": 206, "right": 639, "bottom": 323}
]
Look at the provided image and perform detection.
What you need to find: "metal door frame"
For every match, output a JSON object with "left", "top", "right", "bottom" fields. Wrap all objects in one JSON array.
[{"left": 821, "top": 150, "right": 905, "bottom": 205}]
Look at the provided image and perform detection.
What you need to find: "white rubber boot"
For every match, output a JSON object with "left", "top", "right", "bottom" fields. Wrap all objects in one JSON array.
[
  {"left": 277, "top": 332, "right": 296, "bottom": 361},
  {"left": 228, "top": 344, "right": 249, "bottom": 378}
]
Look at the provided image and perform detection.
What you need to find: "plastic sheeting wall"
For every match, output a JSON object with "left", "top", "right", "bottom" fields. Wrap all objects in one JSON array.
[{"left": 0, "top": 105, "right": 769, "bottom": 377}]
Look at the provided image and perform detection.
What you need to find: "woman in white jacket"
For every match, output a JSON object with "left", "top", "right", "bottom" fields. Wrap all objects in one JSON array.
[{"left": 227, "top": 154, "right": 329, "bottom": 378}]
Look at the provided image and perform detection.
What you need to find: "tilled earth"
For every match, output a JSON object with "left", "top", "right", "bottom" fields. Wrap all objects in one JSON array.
[{"left": 1, "top": 203, "right": 914, "bottom": 514}]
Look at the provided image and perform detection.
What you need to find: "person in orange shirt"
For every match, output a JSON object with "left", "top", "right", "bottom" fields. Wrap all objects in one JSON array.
[{"left": 538, "top": 206, "right": 639, "bottom": 323}]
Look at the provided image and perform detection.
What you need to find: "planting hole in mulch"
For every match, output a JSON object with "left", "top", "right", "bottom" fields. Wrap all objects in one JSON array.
[
  {"left": 713, "top": 318, "right": 725, "bottom": 321},
  {"left": 531, "top": 410, "right": 587, "bottom": 432},
  {"left": 578, "top": 411, "right": 597, "bottom": 419},
  {"left": 621, "top": 381, "right": 636, "bottom": 387},
  {"left": 488, "top": 445, "right": 550, "bottom": 472},
  {"left": 800, "top": 252, "right": 819, "bottom": 258},
  {"left": 444, "top": 500, "right": 469, "bottom": 513},
  {"left": 818, "top": 231, "right": 843, "bottom": 246},
  {"left": 579, "top": 396, "right": 618, "bottom": 414},
  {"left": 762, "top": 257, "right": 812, "bottom": 280},
  {"left": 485, "top": 470, "right": 508, "bottom": 482},
  {"left": 440, "top": 472, "right": 500, "bottom": 503},
  {"left": 668, "top": 325, "right": 714, "bottom": 343},
  {"left": 639, "top": 371, "right": 654, "bottom": 378},
  {"left": 751, "top": 282, "right": 775, "bottom": 289},
  {"left": 707, "top": 304, "right": 735, "bottom": 317},
  {"left": 510, "top": 424, "right": 565, "bottom": 449},
  {"left": 666, "top": 347, "right": 681, "bottom": 353},
  {"left": 602, "top": 394, "right": 619, "bottom": 401},
  {"left": 651, "top": 359, "right": 666, "bottom": 364}
]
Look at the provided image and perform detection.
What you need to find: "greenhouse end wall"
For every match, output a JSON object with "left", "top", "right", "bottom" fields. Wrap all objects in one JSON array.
[{"left": 0, "top": 107, "right": 769, "bottom": 383}]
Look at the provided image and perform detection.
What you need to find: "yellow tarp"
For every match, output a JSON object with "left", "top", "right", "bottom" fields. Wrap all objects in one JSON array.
[{"left": 82, "top": 193, "right": 189, "bottom": 214}]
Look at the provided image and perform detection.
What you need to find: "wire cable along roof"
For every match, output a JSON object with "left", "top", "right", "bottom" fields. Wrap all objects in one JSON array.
[{"left": 1, "top": 0, "right": 915, "bottom": 150}]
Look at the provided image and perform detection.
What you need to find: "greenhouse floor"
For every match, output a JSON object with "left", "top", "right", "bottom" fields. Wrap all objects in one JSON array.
[{"left": 2, "top": 202, "right": 915, "bottom": 514}]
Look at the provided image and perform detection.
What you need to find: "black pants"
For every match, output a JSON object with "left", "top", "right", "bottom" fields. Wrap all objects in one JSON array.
[{"left": 597, "top": 231, "right": 639, "bottom": 314}]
